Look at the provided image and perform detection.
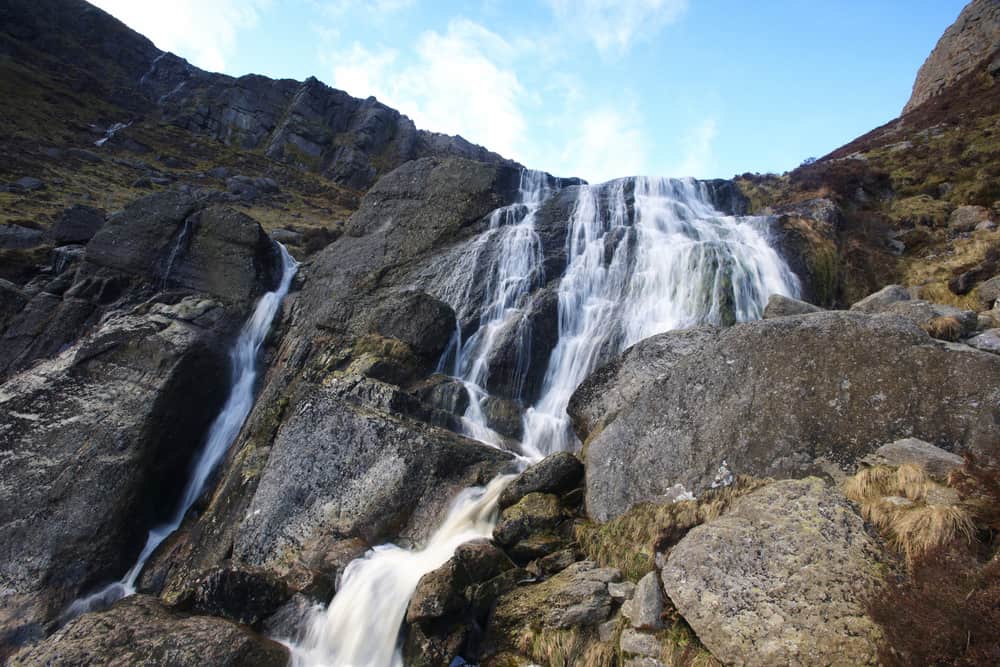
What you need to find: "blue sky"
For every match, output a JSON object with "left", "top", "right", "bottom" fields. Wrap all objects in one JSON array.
[{"left": 91, "top": 1, "right": 966, "bottom": 183}]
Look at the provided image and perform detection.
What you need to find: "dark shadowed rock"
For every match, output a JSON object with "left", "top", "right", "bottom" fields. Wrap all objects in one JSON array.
[
  {"left": 185, "top": 564, "right": 292, "bottom": 626},
  {"left": 762, "top": 293, "right": 822, "bottom": 319},
  {"left": 0, "top": 223, "right": 44, "bottom": 249},
  {"left": 8, "top": 595, "right": 288, "bottom": 667},
  {"left": 51, "top": 204, "right": 106, "bottom": 244},
  {"left": 661, "top": 478, "right": 883, "bottom": 666},
  {"left": 371, "top": 290, "right": 457, "bottom": 363},
  {"left": 498, "top": 452, "right": 585, "bottom": 510},
  {"left": 575, "top": 311, "right": 1000, "bottom": 520}
]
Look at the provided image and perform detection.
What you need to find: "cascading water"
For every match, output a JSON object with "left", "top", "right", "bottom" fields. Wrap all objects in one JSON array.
[
  {"left": 291, "top": 173, "right": 799, "bottom": 666},
  {"left": 63, "top": 242, "right": 298, "bottom": 619},
  {"left": 521, "top": 176, "right": 799, "bottom": 457},
  {"left": 436, "top": 170, "right": 552, "bottom": 446}
]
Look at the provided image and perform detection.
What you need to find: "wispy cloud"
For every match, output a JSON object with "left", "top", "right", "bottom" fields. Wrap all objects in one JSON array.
[
  {"left": 555, "top": 108, "right": 647, "bottom": 182},
  {"left": 90, "top": 0, "right": 268, "bottom": 73},
  {"left": 328, "top": 19, "right": 528, "bottom": 161},
  {"left": 547, "top": 0, "right": 688, "bottom": 55},
  {"left": 669, "top": 118, "right": 718, "bottom": 178}
]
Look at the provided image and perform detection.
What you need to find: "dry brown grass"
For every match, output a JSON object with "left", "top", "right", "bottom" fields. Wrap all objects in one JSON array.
[
  {"left": 846, "top": 463, "right": 975, "bottom": 565},
  {"left": 922, "top": 315, "right": 963, "bottom": 341},
  {"left": 891, "top": 505, "right": 976, "bottom": 564},
  {"left": 516, "top": 626, "right": 616, "bottom": 667}
]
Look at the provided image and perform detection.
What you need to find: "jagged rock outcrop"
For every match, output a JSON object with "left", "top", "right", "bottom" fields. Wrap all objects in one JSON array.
[
  {"left": 661, "top": 478, "right": 884, "bottom": 666},
  {"left": 0, "top": 193, "right": 280, "bottom": 650},
  {"left": 8, "top": 595, "right": 288, "bottom": 666},
  {"left": 574, "top": 310, "right": 1000, "bottom": 521},
  {"left": 903, "top": 0, "right": 1000, "bottom": 114},
  {"left": 0, "top": 191, "right": 278, "bottom": 376}
]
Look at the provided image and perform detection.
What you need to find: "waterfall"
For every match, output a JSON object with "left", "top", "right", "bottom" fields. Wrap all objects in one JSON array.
[
  {"left": 521, "top": 176, "right": 799, "bottom": 457},
  {"left": 437, "top": 169, "right": 553, "bottom": 447},
  {"left": 63, "top": 242, "right": 298, "bottom": 620},
  {"left": 290, "top": 475, "right": 515, "bottom": 667},
  {"left": 291, "top": 174, "right": 799, "bottom": 666}
]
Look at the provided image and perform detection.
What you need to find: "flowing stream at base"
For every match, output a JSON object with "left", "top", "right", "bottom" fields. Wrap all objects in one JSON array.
[
  {"left": 291, "top": 173, "right": 800, "bottom": 666},
  {"left": 64, "top": 243, "right": 298, "bottom": 619}
]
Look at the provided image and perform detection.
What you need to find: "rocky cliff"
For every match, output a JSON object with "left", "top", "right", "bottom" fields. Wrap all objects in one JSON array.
[{"left": 903, "top": 0, "right": 1000, "bottom": 114}]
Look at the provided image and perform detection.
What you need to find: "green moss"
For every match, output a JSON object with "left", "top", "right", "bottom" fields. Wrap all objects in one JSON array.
[{"left": 575, "top": 477, "right": 772, "bottom": 581}]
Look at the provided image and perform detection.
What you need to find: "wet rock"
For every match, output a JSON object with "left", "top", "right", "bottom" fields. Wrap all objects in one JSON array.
[
  {"left": 661, "top": 478, "right": 883, "bottom": 667},
  {"left": 508, "top": 533, "right": 566, "bottom": 562},
  {"left": 967, "top": 328, "right": 1000, "bottom": 354},
  {"left": 849, "top": 284, "right": 912, "bottom": 312},
  {"left": 762, "top": 293, "right": 822, "bottom": 318},
  {"left": 8, "top": 595, "right": 288, "bottom": 666},
  {"left": 51, "top": 204, "right": 106, "bottom": 244},
  {"left": 454, "top": 539, "right": 515, "bottom": 582},
  {"left": 493, "top": 493, "right": 563, "bottom": 547},
  {"left": 406, "top": 559, "right": 469, "bottom": 624},
  {"left": 861, "top": 437, "right": 965, "bottom": 479},
  {"left": 370, "top": 290, "right": 457, "bottom": 365},
  {"left": 261, "top": 593, "right": 319, "bottom": 642},
  {"left": 498, "top": 452, "right": 585, "bottom": 510},
  {"left": 0, "top": 302, "right": 235, "bottom": 643},
  {"left": 185, "top": 564, "right": 292, "bottom": 626},
  {"left": 575, "top": 311, "right": 1000, "bottom": 520},
  {"left": 231, "top": 384, "right": 513, "bottom": 568}
]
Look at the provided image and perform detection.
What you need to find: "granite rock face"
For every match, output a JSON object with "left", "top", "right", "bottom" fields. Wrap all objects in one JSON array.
[
  {"left": 574, "top": 311, "right": 1000, "bottom": 520},
  {"left": 903, "top": 0, "right": 1000, "bottom": 114},
  {"left": 661, "top": 478, "right": 883, "bottom": 667},
  {"left": 0, "top": 191, "right": 281, "bottom": 647}
]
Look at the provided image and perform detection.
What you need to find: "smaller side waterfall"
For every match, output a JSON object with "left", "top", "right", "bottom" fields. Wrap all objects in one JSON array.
[
  {"left": 290, "top": 474, "right": 516, "bottom": 667},
  {"left": 63, "top": 243, "right": 298, "bottom": 619}
]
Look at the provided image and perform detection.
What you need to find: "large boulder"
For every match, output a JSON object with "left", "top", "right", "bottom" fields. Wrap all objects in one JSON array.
[
  {"left": 661, "top": 478, "right": 884, "bottom": 666},
  {"left": 498, "top": 451, "right": 584, "bottom": 510},
  {"left": 8, "top": 595, "right": 288, "bottom": 666},
  {"left": 574, "top": 311, "right": 1000, "bottom": 520},
  {"left": 762, "top": 293, "right": 822, "bottom": 319},
  {"left": 51, "top": 204, "right": 106, "bottom": 244},
  {"left": 0, "top": 299, "right": 236, "bottom": 647},
  {"left": 230, "top": 382, "right": 513, "bottom": 571}
]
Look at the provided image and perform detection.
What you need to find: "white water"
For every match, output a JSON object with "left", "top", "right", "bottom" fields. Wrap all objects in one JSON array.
[
  {"left": 64, "top": 242, "right": 298, "bottom": 619},
  {"left": 291, "top": 475, "right": 515, "bottom": 667},
  {"left": 436, "top": 170, "right": 552, "bottom": 447},
  {"left": 521, "top": 177, "right": 799, "bottom": 456},
  {"left": 292, "top": 174, "right": 799, "bottom": 666}
]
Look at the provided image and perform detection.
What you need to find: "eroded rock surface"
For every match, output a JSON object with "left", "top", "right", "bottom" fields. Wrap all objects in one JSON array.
[{"left": 661, "top": 478, "right": 883, "bottom": 666}]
